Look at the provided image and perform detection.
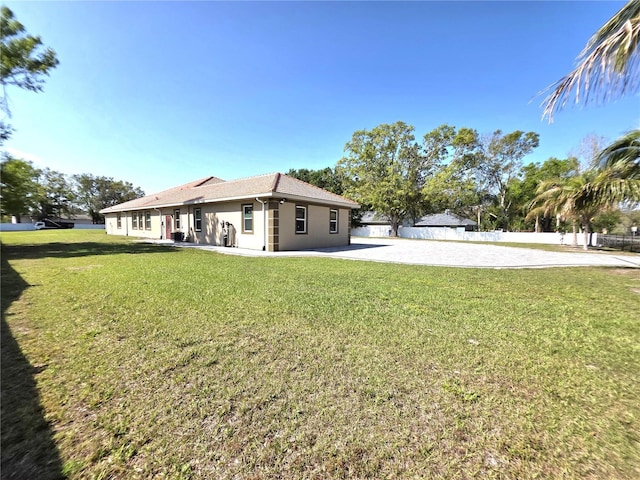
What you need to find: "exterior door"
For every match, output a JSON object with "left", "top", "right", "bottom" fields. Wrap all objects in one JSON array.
[{"left": 165, "top": 215, "right": 172, "bottom": 240}]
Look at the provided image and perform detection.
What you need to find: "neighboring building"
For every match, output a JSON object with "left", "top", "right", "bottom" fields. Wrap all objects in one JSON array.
[
  {"left": 21, "top": 214, "right": 95, "bottom": 225},
  {"left": 53, "top": 214, "right": 95, "bottom": 225},
  {"left": 100, "top": 173, "right": 359, "bottom": 251},
  {"left": 359, "top": 212, "right": 412, "bottom": 228},
  {"left": 413, "top": 210, "right": 477, "bottom": 231},
  {"left": 359, "top": 211, "right": 390, "bottom": 227}
]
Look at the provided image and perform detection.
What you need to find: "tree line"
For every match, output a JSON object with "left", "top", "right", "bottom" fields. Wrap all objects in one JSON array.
[
  {"left": 289, "top": 122, "right": 638, "bottom": 237},
  {"left": 0, "top": 156, "right": 144, "bottom": 223}
]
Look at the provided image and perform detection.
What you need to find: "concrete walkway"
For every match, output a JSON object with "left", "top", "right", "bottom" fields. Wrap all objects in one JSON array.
[{"left": 147, "top": 237, "right": 640, "bottom": 269}]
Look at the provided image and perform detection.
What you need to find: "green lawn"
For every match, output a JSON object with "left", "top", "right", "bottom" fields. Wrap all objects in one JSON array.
[{"left": 2, "top": 230, "right": 639, "bottom": 479}]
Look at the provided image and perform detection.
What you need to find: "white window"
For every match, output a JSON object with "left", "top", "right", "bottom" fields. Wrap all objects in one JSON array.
[
  {"left": 174, "top": 209, "right": 180, "bottom": 230},
  {"left": 145, "top": 211, "right": 151, "bottom": 230},
  {"left": 132, "top": 212, "right": 138, "bottom": 229},
  {"left": 296, "top": 206, "right": 307, "bottom": 234},
  {"left": 242, "top": 204, "right": 253, "bottom": 233},
  {"left": 194, "top": 208, "right": 202, "bottom": 232},
  {"left": 117, "top": 213, "right": 122, "bottom": 229},
  {"left": 329, "top": 209, "right": 338, "bottom": 233}
]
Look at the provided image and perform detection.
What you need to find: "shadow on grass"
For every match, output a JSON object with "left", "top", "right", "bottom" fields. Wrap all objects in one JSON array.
[
  {"left": 2, "top": 241, "right": 170, "bottom": 261},
  {"left": 1, "top": 255, "right": 65, "bottom": 479}
]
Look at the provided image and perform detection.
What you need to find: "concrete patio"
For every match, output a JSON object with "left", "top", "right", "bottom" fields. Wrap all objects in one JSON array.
[{"left": 145, "top": 236, "right": 640, "bottom": 269}]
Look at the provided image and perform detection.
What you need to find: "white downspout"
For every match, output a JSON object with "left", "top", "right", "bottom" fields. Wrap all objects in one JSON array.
[{"left": 256, "top": 198, "right": 267, "bottom": 251}]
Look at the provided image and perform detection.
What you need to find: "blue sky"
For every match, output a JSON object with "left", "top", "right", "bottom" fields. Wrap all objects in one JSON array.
[{"left": 4, "top": 1, "right": 639, "bottom": 195}]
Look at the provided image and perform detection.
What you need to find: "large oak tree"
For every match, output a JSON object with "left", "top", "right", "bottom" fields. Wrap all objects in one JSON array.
[{"left": 338, "top": 122, "right": 442, "bottom": 236}]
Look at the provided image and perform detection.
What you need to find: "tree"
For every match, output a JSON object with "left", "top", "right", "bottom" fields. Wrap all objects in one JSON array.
[
  {"left": 0, "top": 154, "right": 40, "bottom": 222},
  {"left": 32, "top": 168, "right": 77, "bottom": 221},
  {"left": 528, "top": 172, "right": 606, "bottom": 250},
  {"left": 542, "top": 0, "right": 640, "bottom": 122},
  {"left": 536, "top": 1, "right": 640, "bottom": 240},
  {"left": 421, "top": 128, "right": 485, "bottom": 221},
  {"left": 590, "top": 129, "right": 640, "bottom": 206},
  {"left": 0, "top": 6, "right": 59, "bottom": 143},
  {"left": 338, "top": 122, "right": 446, "bottom": 236},
  {"left": 286, "top": 167, "right": 367, "bottom": 225},
  {"left": 475, "top": 130, "right": 540, "bottom": 230},
  {"left": 421, "top": 162, "right": 482, "bottom": 219},
  {"left": 285, "top": 167, "right": 344, "bottom": 195},
  {"left": 510, "top": 157, "right": 580, "bottom": 231},
  {"left": 569, "top": 133, "right": 609, "bottom": 170},
  {"left": 73, "top": 174, "right": 144, "bottom": 223},
  {"left": 415, "top": 124, "right": 471, "bottom": 221},
  {"left": 591, "top": 209, "right": 622, "bottom": 234},
  {"left": 529, "top": 131, "right": 639, "bottom": 246}
]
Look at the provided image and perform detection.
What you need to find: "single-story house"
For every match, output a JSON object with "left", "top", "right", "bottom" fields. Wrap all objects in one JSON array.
[
  {"left": 413, "top": 210, "right": 477, "bottom": 231},
  {"left": 100, "top": 173, "right": 359, "bottom": 251}
]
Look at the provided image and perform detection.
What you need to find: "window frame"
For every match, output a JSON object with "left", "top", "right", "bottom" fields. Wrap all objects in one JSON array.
[
  {"left": 174, "top": 209, "right": 180, "bottom": 230},
  {"left": 295, "top": 205, "right": 307, "bottom": 234},
  {"left": 117, "top": 213, "right": 122, "bottom": 229},
  {"left": 242, "top": 204, "right": 253, "bottom": 233},
  {"left": 138, "top": 212, "right": 144, "bottom": 230},
  {"left": 145, "top": 211, "right": 151, "bottom": 230},
  {"left": 132, "top": 211, "right": 138, "bottom": 230},
  {"left": 194, "top": 208, "right": 202, "bottom": 232},
  {"left": 329, "top": 209, "right": 338, "bottom": 234}
]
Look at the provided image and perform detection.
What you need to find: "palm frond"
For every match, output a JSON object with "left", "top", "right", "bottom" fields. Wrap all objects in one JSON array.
[
  {"left": 541, "top": 0, "right": 640, "bottom": 122},
  {"left": 595, "top": 128, "right": 640, "bottom": 177}
]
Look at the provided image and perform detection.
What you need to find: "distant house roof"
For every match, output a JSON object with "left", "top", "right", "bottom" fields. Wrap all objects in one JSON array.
[
  {"left": 359, "top": 211, "right": 391, "bottom": 225},
  {"left": 414, "top": 211, "right": 477, "bottom": 227},
  {"left": 100, "top": 173, "right": 359, "bottom": 214}
]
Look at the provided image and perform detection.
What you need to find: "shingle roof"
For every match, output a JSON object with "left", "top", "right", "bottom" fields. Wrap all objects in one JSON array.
[
  {"left": 360, "top": 211, "right": 391, "bottom": 225},
  {"left": 100, "top": 173, "right": 359, "bottom": 213},
  {"left": 414, "top": 211, "right": 477, "bottom": 227}
]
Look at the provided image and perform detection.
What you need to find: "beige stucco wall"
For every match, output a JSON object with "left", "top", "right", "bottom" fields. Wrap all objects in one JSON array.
[
  {"left": 181, "top": 201, "right": 265, "bottom": 250},
  {"left": 104, "top": 201, "right": 352, "bottom": 251},
  {"left": 277, "top": 203, "right": 350, "bottom": 251},
  {"left": 104, "top": 210, "right": 163, "bottom": 239}
]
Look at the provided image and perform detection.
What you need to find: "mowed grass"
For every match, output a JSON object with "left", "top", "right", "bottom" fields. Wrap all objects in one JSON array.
[{"left": 1, "top": 230, "right": 639, "bottom": 479}]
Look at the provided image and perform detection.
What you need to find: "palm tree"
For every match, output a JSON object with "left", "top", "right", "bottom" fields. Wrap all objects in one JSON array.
[
  {"left": 528, "top": 178, "right": 577, "bottom": 247},
  {"left": 590, "top": 129, "right": 640, "bottom": 205},
  {"left": 542, "top": 0, "right": 640, "bottom": 122},
  {"left": 528, "top": 174, "right": 605, "bottom": 250}
]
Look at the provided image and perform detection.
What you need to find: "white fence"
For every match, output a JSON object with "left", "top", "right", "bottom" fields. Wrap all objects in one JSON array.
[
  {"left": 1, "top": 223, "right": 597, "bottom": 246},
  {"left": 0, "top": 223, "right": 105, "bottom": 231},
  {"left": 352, "top": 226, "right": 595, "bottom": 247}
]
